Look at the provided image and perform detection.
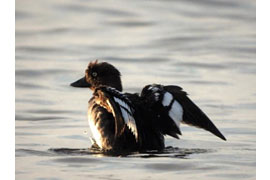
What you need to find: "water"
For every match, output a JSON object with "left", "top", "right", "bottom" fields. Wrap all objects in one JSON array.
[{"left": 15, "top": 0, "right": 256, "bottom": 179}]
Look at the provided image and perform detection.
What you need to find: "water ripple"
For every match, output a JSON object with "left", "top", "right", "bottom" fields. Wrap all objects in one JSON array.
[
  {"left": 48, "top": 146, "right": 210, "bottom": 159},
  {"left": 16, "top": 69, "right": 71, "bottom": 78},
  {"left": 55, "top": 4, "right": 136, "bottom": 17},
  {"left": 105, "top": 20, "right": 155, "bottom": 27},
  {"left": 15, "top": 114, "right": 67, "bottom": 121}
]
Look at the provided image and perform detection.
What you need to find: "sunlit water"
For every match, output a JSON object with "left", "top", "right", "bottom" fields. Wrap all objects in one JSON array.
[{"left": 16, "top": 0, "right": 255, "bottom": 179}]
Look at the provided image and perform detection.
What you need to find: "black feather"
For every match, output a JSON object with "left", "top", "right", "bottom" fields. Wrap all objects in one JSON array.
[
  {"left": 164, "top": 85, "right": 226, "bottom": 141},
  {"left": 141, "top": 84, "right": 182, "bottom": 139}
]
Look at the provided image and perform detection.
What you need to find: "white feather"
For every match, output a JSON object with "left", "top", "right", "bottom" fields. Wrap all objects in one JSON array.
[
  {"left": 168, "top": 101, "right": 183, "bottom": 126},
  {"left": 162, "top": 92, "right": 173, "bottom": 107},
  {"left": 119, "top": 104, "right": 129, "bottom": 123},
  {"left": 114, "top": 97, "right": 132, "bottom": 114},
  {"left": 113, "top": 97, "right": 138, "bottom": 139},
  {"left": 126, "top": 115, "right": 138, "bottom": 139}
]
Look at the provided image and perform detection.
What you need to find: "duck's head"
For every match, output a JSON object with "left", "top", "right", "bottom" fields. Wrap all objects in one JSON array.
[{"left": 70, "top": 60, "right": 122, "bottom": 91}]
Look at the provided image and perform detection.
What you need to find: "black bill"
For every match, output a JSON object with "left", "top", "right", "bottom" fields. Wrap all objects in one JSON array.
[{"left": 70, "top": 76, "right": 91, "bottom": 88}]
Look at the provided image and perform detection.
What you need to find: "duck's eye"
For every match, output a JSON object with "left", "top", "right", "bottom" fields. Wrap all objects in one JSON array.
[{"left": 92, "top": 72, "right": 97, "bottom": 77}]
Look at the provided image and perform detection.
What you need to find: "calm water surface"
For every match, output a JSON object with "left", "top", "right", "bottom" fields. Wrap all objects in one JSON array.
[{"left": 16, "top": 0, "right": 256, "bottom": 179}]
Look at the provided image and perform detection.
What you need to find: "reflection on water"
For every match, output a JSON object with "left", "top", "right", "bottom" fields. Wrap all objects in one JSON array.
[{"left": 16, "top": 0, "right": 255, "bottom": 179}]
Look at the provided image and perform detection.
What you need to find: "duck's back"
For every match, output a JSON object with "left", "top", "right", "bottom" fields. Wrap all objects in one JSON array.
[{"left": 124, "top": 93, "right": 165, "bottom": 150}]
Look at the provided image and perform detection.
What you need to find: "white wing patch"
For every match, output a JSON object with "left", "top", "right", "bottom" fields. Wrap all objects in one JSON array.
[
  {"left": 100, "top": 94, "right": 138, "bottom": 139},
  {"left": 107, "top": 97, "right": 138, "bottom": 139},
  {"left": 162, "top": 92, "right": 173, "bottom": 106},
  {"left": 114, "top": 97, "right": 132, "bottom": 114},
  {"left": 113, "top": 97, "right": 138, "bottom": 140},
  {"left": 161, "top": 92, "right": 183, "bottom": 127},
  {"left": 169, "top": 101, "right": 183, "bottom": 126}
]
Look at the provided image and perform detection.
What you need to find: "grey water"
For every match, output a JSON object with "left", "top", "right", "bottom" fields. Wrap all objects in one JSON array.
[{"left": 15, "top": 0, "right": 256, "bottom": 179}]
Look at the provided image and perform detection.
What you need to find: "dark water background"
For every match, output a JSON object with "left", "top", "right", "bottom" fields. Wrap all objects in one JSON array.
[{"left": 16, "top": 0, "right": 255, "bottom": 179}]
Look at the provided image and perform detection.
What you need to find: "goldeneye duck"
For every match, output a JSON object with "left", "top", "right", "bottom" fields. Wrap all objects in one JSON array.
[{"left": 71, "top": 60, "right": 226, "bottom": 151}]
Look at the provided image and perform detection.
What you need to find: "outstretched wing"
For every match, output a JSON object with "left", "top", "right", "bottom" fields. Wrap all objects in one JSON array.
[
  {"left": 141, "top": 84, "right": 226, "bottom": 141},
  {"left": 93, "top": 87, "right": 138, "bottom": 141}
]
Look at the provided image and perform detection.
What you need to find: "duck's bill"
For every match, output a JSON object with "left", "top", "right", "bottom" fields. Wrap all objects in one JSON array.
[{"left": 70, "top": 76, "right": 91, "bottom": 88}]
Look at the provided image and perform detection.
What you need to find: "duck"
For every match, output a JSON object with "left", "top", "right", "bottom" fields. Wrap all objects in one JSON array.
[{"left": 71, "top": 60, "right": 226, "bottom": 152}]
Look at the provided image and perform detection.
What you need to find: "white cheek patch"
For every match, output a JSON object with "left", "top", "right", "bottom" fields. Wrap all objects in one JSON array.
[
  {"left": 162, "top": 92, "right": 173, "bottom": 107},
  {"left": 88, "top": 112, "right": 102, "bottom": 148},
  {"left": 168, "top": 101, "right": 183, "bottom": 126}
]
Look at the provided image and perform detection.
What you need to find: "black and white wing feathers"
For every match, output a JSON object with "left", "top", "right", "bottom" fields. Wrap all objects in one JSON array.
[
  {"left": 141, "top": 84, "right": 226, "bottom": 141},
  {"left": 141, "top": 85, "right": 183, "bottom": 139},
  {"left": 93, "top": 87, "right": 138, "bottom": 141}
]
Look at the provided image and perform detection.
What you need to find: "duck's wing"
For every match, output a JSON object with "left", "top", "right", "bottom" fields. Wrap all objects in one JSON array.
[
  {"left": 88, "top": 99, "right": 116, "bottom": 149},
  {"left": 140, "top": 84, "right": 226, "bottom": 141},
  {"left": 93, "top": 87, "right": 138, "bottom": 141}
]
